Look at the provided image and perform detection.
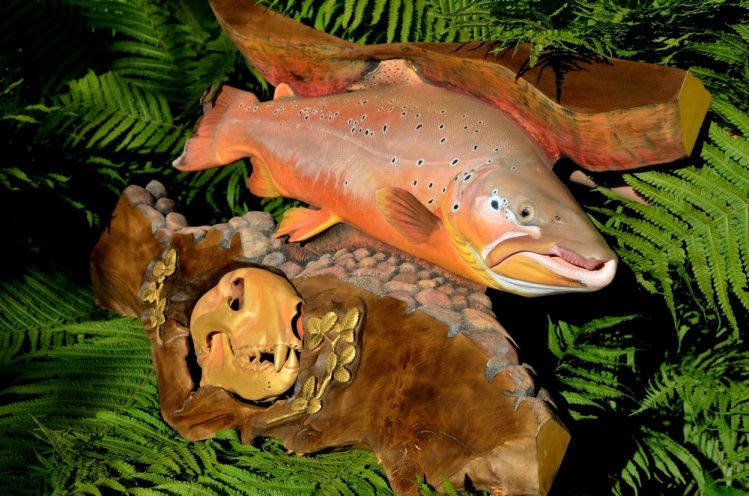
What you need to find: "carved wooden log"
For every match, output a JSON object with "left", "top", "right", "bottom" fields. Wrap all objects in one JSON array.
[
  {"left": 209, "top": 0, "right": 710, "bottom": 171},
  {"left": 91, "top": 183, "right": 569, "bottom": 495}
]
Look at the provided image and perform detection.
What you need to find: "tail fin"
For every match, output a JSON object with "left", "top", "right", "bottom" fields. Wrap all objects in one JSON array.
[{"left": 173, "top": 86, "right": 258, "bottom": 171}]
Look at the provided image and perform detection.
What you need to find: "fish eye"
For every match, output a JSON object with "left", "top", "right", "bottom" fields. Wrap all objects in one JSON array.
[{"left": 518, "top": 203, "right": 535, "bottom": 222}]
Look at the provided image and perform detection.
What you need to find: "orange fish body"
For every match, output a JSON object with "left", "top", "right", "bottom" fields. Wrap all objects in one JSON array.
[{"left": 174, "top": 63, "right": 617, "bottom": 295}]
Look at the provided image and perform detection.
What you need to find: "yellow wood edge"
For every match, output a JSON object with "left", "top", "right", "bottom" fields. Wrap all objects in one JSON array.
[
  {"left": 537, "top": 417, "right": 571, "bottom": 496},
  {"left": 679, "top": 72, "right": 712, "bottom": 156}
]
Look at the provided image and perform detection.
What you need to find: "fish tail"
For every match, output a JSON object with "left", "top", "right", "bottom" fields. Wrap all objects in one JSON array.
[{"left": 173, "top": 86, "right": 258, "bottom": 171}]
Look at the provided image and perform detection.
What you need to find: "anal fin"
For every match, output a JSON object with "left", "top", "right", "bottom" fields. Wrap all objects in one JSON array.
[
  {"left": 247, "top": 158, "right": 281, "bottom": 198},
  {"left": 275, "top": 207, "right": 342, "bottom": 242},
  {"left": 376, "top": 187, "right": 441, "bottom": 245}
]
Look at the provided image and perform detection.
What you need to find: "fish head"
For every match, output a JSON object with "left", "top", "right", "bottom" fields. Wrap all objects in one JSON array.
[{"left": 441, "top": 162, "right": 617, "bottom": 296}]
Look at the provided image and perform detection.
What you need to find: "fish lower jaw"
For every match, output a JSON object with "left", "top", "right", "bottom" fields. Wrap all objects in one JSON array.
[{"left": 515, "top": 252, "right": 618, "bottom": 291}]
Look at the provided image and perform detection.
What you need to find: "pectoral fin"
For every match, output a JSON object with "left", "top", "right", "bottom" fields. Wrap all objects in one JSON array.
[
  {"left": 247, "top": 158, "right": 281, "bottom": 198},
  {"left": 376, "top": 187, "right": 441, "bottom": 244},
  {"left": 275, "top": 207, "right": 342, "bottom": 242}
]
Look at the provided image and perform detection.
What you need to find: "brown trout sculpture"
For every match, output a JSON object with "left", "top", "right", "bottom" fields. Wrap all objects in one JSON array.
[{"left": 174, "top": 0, "right": 710, "bottom": 296}]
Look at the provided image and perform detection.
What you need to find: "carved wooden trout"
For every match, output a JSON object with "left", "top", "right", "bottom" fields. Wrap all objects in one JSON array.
[{"left": 174, "top": 62, "right": 617, "bottom": 296}]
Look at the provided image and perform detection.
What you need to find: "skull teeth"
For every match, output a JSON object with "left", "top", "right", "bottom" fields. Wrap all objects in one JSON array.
[
  {"left": 235, "top": 344, "right": 298, "bottom": 372},
  {"left": 273, "top": 344, "right": 289, "bottom": 372}
]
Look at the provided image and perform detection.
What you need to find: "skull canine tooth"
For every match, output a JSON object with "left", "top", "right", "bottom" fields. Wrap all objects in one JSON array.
[
  {"left": 273, "top": 344, "right": 289, "bottom": 372},
  {"left": 286, "top": 348, "right": 299, "bottom": 369}
]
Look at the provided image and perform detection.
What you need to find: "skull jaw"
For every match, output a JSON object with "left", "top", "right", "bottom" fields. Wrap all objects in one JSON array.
[{"left": 197, "top": 332, "right": 300, "bottom": 401}]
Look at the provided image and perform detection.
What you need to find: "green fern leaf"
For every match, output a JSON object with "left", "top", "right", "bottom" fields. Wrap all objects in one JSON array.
[{"left": 46, "top": 71, "right": 185, "bottom": 155}]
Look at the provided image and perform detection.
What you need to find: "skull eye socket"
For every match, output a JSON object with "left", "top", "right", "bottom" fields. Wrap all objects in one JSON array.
[
  {"left": 228, "top": 277, "right": 244, "bottom": 311},
  {"left": 291, "top": 301, "right": 304, "bottom": 341}
]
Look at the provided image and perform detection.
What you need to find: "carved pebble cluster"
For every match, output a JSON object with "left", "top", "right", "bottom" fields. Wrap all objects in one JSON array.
[
  {"left": 133, "top": 181, "right": 502, "bottom": 337},
  {"left": 127, "top": 181, "right": 551, "bottom": 404}
]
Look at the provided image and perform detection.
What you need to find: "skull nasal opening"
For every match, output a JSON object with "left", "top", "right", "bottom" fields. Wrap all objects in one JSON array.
[{"left": 228, "top": 277, "right": 244, "bottom": 311}]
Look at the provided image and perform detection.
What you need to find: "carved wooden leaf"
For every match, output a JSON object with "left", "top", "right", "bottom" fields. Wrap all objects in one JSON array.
[
  {"left": 307, "top": 397, "right": 322, "bottom": 414},
  {"left": 290, "top": 397, "right": 307, "bottom": 412},
  {"left": 163, "top": 248, "right": 177, "bottom": 274},
  {"left": 333, "top": 367, "right": 351, "bottom": 383},
  {"left": 325, "top": 352, "right": 338, "bottom": 374},
  {"left": 308, "top": 333, "right": 324, "bottom": 351},
  {"left": 339, "top": 345, "right": 356, "bottom": 366},
  {"left": 339, "top": 328, "right": 354, "bottom": 343},
  {"left": 341, "top": 308, "right": 360, "bottom": 331},
  {"left": 319, "top": 312, "right": 338, "bottom": 334},
  {"left": 307, "top": 317, "right": 322, "bottom": 335},
  {"left": 141, "top": 281, "right": 159, "bottom": 303},
  {"left": 301, "top": 376, "right": 317, "bottom": 399}
]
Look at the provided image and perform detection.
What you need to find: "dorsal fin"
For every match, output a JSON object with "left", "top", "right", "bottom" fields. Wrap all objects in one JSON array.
[
  {"left": 273, "top": 83, "right": 297, "bottom": 100},
  {"left": 376, "top": 187, "right": 441, "bottom": 245}
]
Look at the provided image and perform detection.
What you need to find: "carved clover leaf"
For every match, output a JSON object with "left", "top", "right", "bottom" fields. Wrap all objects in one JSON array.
[
  {"left": 338, "top": 309, "right": 360, "bottom": 343},
  {"left": 147, "top": 298, "right": 166, "bottom": 328},
  {"left": 331, "top": 345, "right": 357, "bottom": 383},
  {"left": 141, "top": 281, "right": 159, "bottom": 303},
  {"left": 306, "top": 311, "right": 338, "bottom": 351},
  {"left": 152, "top": 249, "right": 177, "bottom": 281},
  {"left": 290, "top": 376, "right": 322, "bottom": 415}
]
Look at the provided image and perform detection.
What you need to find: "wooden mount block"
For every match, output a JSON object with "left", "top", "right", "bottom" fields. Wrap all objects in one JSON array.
[{"left": 90, "top": 183, "right": 570, "bottom": 495}]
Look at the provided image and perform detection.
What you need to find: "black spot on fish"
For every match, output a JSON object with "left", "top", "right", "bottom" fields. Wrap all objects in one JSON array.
[
  {"left": 439, "top": 124, "right": 445, "bottom": 129},
  {"left": 440, "top": 138, "right": 446, "bottom": 143},
  {"left": 490, "top": 199, "right": 500, "bottom": 210},
  {"left": 413, "top": 180, "right": 418, "bottom": 186},
  {"left": 473, "top": 145, "right": 478, "bottom": 151},
  {"left": 383, "top": 125, "right": 388, "bottom": 133},
  {"left": 451, "top": 158, "right": 459, "bottom": 166},
  {"left": 464, "top": 174, "right": 472, "bottom": 181},
  {"left": 391, "top": 157, "right": 397, "bottom": 164},
  {"left": 416, "top": 123, "right": 423, "bottom": 130},
  {"left": 428, "top": 198, "right": 434, "bottom": 204},
  {"left": 415, "top": 113, "right": 421, "bottom": 118},
  {"left": 239, "top": 103, "right": 244, "bottom": 107},
  {"left": 428, "top": 182, "right": 433, "bottom": 188},
  {"left": 511, "top": 166, "right": 517, "bottom": 170},
  {"left": 417, "top": 159, "right": 424, "bottom": 166},
  {"left": 442, "top": 187, "right": 447, "bottom": 193},
  {"left": 453, "top": 203, "right": 460, "bottom": 211},
  {"left": 361, "top": 115, "right": 367, "bottom": 120}
]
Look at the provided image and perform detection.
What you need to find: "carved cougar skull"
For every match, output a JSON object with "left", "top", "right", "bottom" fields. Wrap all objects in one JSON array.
[{"left": 189, "top": 267, "right": 304, "bottom": 401}]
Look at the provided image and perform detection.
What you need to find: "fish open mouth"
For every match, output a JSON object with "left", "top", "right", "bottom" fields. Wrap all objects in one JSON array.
[{"left": 486, "top": 241, "right": 617, "bottom": 293}]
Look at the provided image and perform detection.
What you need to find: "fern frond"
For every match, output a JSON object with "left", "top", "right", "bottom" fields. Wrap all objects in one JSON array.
[
  {"left": 547, "top": 315, "right": 636, "bottom": 420},
  {"left": 596, "top": 106, "right": 749, "bottom": 337},
  {"left": 43, "top": 71, "right": 185, "bottom": 155},
  {"left": 74, "top": 0, "right": 214, "bottom": 103},
  {"left": 614, "top": 428, "right": 705, "bottom": 495},
  {"left": 0, "top": 0, "right": 95, "bottom": 94}
]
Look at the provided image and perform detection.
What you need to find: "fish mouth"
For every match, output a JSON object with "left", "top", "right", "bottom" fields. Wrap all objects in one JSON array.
[{"left": 485, "top": 240, "right": 617, "bottom": 294}]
